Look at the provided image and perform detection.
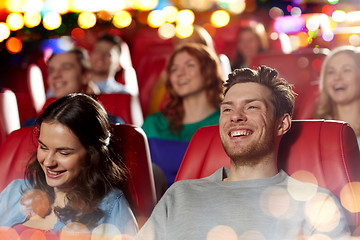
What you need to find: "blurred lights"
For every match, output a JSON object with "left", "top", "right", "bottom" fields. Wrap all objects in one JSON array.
[
  {"left": 42, "top": 11, "right": 62, "bottom": 30},
  {"left": 112, "top": 10, "right": 132, "bottom": 28},
  {"left": 78, "top": 11, "right": 96, "bottom": 29},
  {"left": 269, "top": 7, "right": 284, "bottom": 20},
  {"left": 175, "top": 24, "right": 193, "bottom": 38},
  {"left": 227, "top": 0, "right": 246, "bottom": 14},
  {"left": 0, "top": 23, "right": 11, "bottom": 42},
  {"left": 148, "top": 10, "right": 166, "bottom": 28},
  {"left": 332, "top": 10, "right": 346, "bottom": 22},
  {"left": 6, "top": 13, "right": 24, "bottom": 31},
  {"left": 158, "top": 23, "right": 175, "bottom": 39},
  {"left": 176, "top": 9, "right": 195, "bottom": 26},
  {"left": 349, "top": 35, "right": 360, "bottom": 46},
  {"left": 22, "top": 0, "right": 44, "bottom": 13},
  {"left": 5, "top": 0, "right": 26, "bottom": 12},
  {"left": 210, "top": 10, "right": 230, "bottom": 28},
  {"left": 6, "top": 37, "right": 23, "bottom": 54},
  {"left": 340, "top": 182, "right": 360, "bottom": 213},
  {"left": 24, "top": 11, "right": 42, "bottom": 28},
  {"left": 306, "top": 16, "right": 320, "bottom": 31},
  {"left": 134, "top": 0, "right": 158, "bottom": 11},
  {"left": 163, "top": 6, "right": 178, "bottom": 23},
  {"left": 71, "top": 27, "right": 85, "bottom": 40},
  {"left": 327, "top": 0, "right": 339, "bottom": 4},
  {"left": 207, "top": 225, "right": 237, "bottom": 240},
  {"left": 274, "top": 16, "right": 304, "bottom": 34},
  {"left": 321, "top": 30, "right": 334, "bottom": 42},
  {"left": 290, "top": 7, "right": 301, "bottom": 17},
  {"left": 347, "top": 11, "right": 360, "bottom": 23}
]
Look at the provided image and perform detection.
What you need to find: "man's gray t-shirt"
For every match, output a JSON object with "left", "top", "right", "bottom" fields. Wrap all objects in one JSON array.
[{"left": 136, "top": 168, "right": 350, "bottom": 240}]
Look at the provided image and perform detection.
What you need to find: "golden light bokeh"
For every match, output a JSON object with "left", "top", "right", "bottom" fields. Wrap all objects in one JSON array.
[
  {"left": 158, "top": 23, "right": 176, "bottom": 39},
  {"left": 238, "top": 230, "right": 265, "bottom": 240},
  {"left": 210, "top": 10, "right": 230, "bottom": 28},
  {"left": 20, "top": 229, "right": 47, "bottom": 240},
  {"left": 147, "top": 10, "right": 166, "bottom": 28},
  {"left": 0, "top": 23, "right": 11, "bottom": 42},
  {"left": 305, "top": 192, "right": 341, "bottom": 232},
  {"left": 24, "top": 11, "right": 42, "bottom": 28},
  {"left": 163, "top": 6, "right": 178, "bottom": 23},
  {"left": 113, "top": 10, "right": 132, "bottom": 28},
  {"left": 6, "top": 12, "right": 24, "bottom": 31},
  {"left": 260, "top": 186, "right": 292, "bottom": 218},
  {"left": 91, "top": 223, "right": 122, "bottom": 240},
  {"left": 78, "top": 11, "right": 97, "bottom": 29},
  {"left": 43, "top": 11, "right": 62, "bottom": 30},
  {"left": 175, "top": 24, "right": 193, "bottom": 38},
  {"left": 176, "top": 9, "right": 195, "bottom": 26},
  {"left": 340, "top": 182, "right": 360, "bottom": 213}
]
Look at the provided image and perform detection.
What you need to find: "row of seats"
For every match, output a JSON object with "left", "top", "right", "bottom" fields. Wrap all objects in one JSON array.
[{"left": 1, "top": 118, "right": 359, "bottom": 231}]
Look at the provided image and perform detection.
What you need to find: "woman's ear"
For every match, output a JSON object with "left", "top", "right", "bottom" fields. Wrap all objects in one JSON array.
[{"left": 276, "top": 113, "right": 291, "bottom": 137}]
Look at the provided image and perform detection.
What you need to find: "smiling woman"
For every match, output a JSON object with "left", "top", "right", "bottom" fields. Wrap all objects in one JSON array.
[
  {"left": 0, "top": 93, "right": 138, "bottom": 238},
  {"left": 314, "top": 45, "right": 360, "bottom": 147},
  {"left": 141, "top": 43, "right": 224, "bottom": 187}
]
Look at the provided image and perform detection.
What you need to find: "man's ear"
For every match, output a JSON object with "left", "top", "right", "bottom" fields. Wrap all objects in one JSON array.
[{"left": 276, "top": 113, "right": 291, "bottom": 137}]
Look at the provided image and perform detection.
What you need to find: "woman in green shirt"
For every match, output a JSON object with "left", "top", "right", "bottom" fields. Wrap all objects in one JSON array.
[{"left": 142, "top": 43, "right": 224, "bottom": 186}]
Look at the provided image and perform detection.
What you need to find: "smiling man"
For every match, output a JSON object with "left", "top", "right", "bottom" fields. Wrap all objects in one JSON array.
[{"left": 136, "top": 66, "right": 351, "bottom": 240}]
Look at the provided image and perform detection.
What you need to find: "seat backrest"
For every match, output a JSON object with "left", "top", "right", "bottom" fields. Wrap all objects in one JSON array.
[
  {"left": 175, "top": 120, "right": 360, "bottom": 230},
  {"left": 0, "top": 89, "right": 21, "bottom": 146},
  {"left": 0, "top": 124, "right": 156, "bottom": 227}
]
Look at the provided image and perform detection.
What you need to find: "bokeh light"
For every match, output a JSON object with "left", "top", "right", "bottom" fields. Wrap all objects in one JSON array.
[
  {"left": 71, "top": 27, "right": 85, "bottom": 40},
  {"left": 331, "top": 10, "right": 346, "bottom": 22},
  {"left": 20, "top": 229, "right": 46, "bottom": 240},
  {"left": 340, "top": 182, "right": 360, "bottom": 213},
  {"left": 306, "top": 16, "right": 320, "bottom": 31},
  {"left": 321, "top": 30, "right": 334, "bottom": 42},
  {"left": 113, "top": 10, "right": 132, "bottom": 28},
  {"left": 6, "top": 13, "right": 24, "bottom": 31},
  {"left": 207, "top": 225, "right": 237, "bottom": 240},
  {"left": 274, "top": 16, "right": 305, "bottom": 34},
  {"left": 20, "top": 189, "right": 50, "bottom": 218},
  {"left": 91, "top": 223, "right": 121, "bottom": 240},
  {"left": 134, "top": 0, "right": 159, "bottom": 11},
  {"left": 147, "top": 10, "right": 166, "bottom": 28},
  {"left": 176, "top": 9, "right": 195, "bottom": 26},
  {"left": 290, "top": 7, "right": 302, "bottom": 17},
  {"left": 260, "top": 186, "right": 293, "bottom": 218},
  {"left": 269, "top": 7, "right": 284, "bottom": 20},
  {"left": 60, "top": 222, "right": 90, "bottom": 240},
  {"left": 5, "top": 0, "right": 26, "bottom": 12},
  {"left": 0, "top": 227, "right": 19, "bottom": 239},
  {"left": 287, "top": 176, "right": 318, "bottom": 201},
  {"left": 175, "top": 24, "right": 193, "bottom": 38},
  {"left": 6, "top": 37, "right": 23, "bottom": 54},
  {"left": 42, "top": 0, "right": 69, "bottom": 14},
  {"left": 158, "top": 23, "right": 176, "bottom": 39},
  {"left": 163, "top": 6, "right": 178, "bottom": 23},
  {"left": 0, "top": 23, "right": 11, "bottom": 42},
  {"left": 210, "top": 10, "right": 230, "bottom": 28},
  {"left": 305, "top": 192, "right": 341, "bottom": 232},
  {"left": 349, "top": 34, "right": 360, "bottom": 46},
  {"left": 78, "top": 11, "right": 97, "bottom": 29},
  {"left": 24, "top": 11, "right": 42, "bottom": 28},
  {"left": 43, "top": 11, "right": 62, "bottom": 30}
]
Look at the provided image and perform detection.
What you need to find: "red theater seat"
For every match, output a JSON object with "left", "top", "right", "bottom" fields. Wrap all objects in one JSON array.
[
  {"left": 0, "top": 124, "right": 156, "bottom": 227},
  {"left": 175, "top": 120, "right": 360, "bottom": 231}
]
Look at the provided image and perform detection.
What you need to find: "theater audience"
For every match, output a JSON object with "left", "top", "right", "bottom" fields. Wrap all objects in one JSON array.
[
  {"left": 231, "top": 22, "right": 268, "bottom": 70},
  {"left": 89, "top": 34, "right": 129, "bottom": 94},
  {"left": 23, "top": 48, "right": 124, "bottom": 127},
  {"left": 136, "top": 66, "right": 351, "bottom": 240},
  {"left": 0, "top": 93, "right": 138, "bottom": 238},
  {"left": 314, "top": 45, "right": 360, "bottom": 146},
  {"left": 142, "top": 43, "right": 223, "bottom": 186}
]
